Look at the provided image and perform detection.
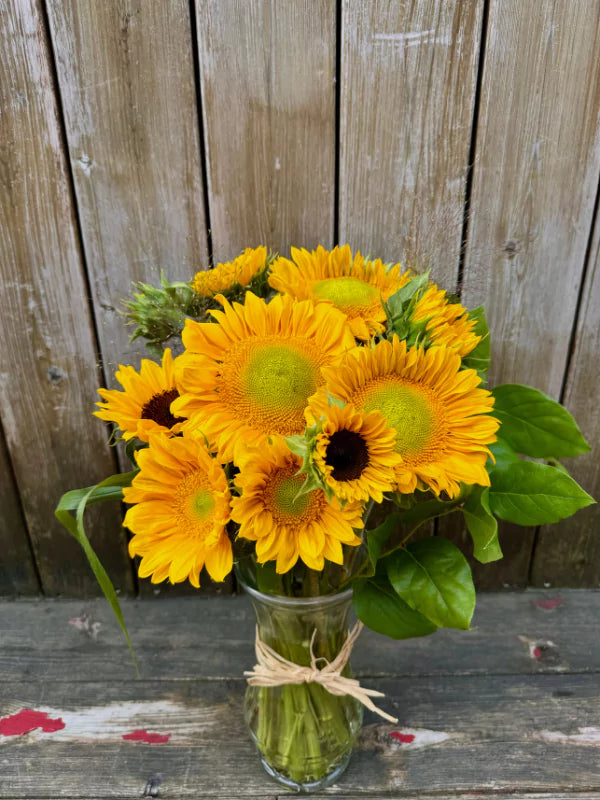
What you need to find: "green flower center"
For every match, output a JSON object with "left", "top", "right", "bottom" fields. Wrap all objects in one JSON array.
[
  {"left": 242, "top": 344, "right": 318, "bottom": 412},
  {"left": 273, "top": 475, "right": 310, "bottom": 517},
  {"left": 362, "top": 381, "right": 438, "bottom": 457},
  {"left": 312, "top": 277, "right": 378, "bottom": 310},
  {"left": 190, "top": 489, "right": 215, "bottom": 521}
]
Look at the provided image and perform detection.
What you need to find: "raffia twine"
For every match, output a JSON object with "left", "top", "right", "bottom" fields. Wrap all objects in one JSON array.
[{"left": 244, "top": 620, "right": 398, "bottom": 723}]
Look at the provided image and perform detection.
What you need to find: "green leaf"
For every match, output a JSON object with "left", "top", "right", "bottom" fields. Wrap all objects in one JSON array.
[
  {"left": 461, "top": 306, "right": 491, "bottom": 378},
  {"left": 492, "top": 384, "right": 590, "bottom": 458},
  {"left": 386, "top": 538, "right": 475, "bottom": 630},
  {"left": 353, "top": 577, "right": 437, "bottom": 639},
  {"left": 488, "top": 460, "right": 595, "bottom": 525},
  {"left": 386, "top": 271, "right": 430, "bottom": 316},
  {"left": 488, "top": 436, "right": 519, "bottom": 471},
  {"left": 463, "top": 487, "right": 502, "bottom": 563},
  {"left": 55, "top": 473, "right": 139, "bottom": 674},
  {"left": 364, "top": 516, "right": 399, "bottom": 576}
]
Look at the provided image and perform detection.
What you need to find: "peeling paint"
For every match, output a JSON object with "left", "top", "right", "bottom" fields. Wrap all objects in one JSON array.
[
  {"left": 532, "top": 595, "right": 563, "bottom": 610},
  {"left": 0, "top": 709, "right": 65, "bottom": 737},
  {"left": 123, "top": 729, "right": 170, "bottom": 744},
  {"left": 387, "top": 727, "right": 450, "bottom": 750},
  {"left": 0, "top": 701, "right": 221, "bottom": 745},
  {"left": 536, "top": 726, "right": 600, "bottom": 747}
]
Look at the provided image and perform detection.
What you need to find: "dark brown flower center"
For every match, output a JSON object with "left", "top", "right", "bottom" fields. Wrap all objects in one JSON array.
[
  {"left": 325, "top": 429, "right": 369, "bottom": 482},
  {"left": 141, "top": 388, "right": 185, "bottom": 429}
]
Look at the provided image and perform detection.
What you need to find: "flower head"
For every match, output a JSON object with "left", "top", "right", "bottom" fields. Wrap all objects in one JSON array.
[
  {"left": 172, "top": 292, "right": 356, "bottom": 464},
  {"left": 269, "top": 244, "right": 411, "bottom": 340},
  {"left": 231, "top": 440, "right": 363, "bottom": 573},
  {"left": 311, "top": 403, "right": 402, "bottom": 504},
  {"left": 94, "top": 348, "right": 184, "bottom": 442},
  {"left": 309, "top": 338, "right": 499, "bottom": 498},
  {"left": 413, "top": 285, "right": 480, "bottom": 357},
  {"left": 123, "top": 434, "right": 232, "bottom": 587},
  {"left": 193, "top": 246, "right": 267, "bottom": 296}
]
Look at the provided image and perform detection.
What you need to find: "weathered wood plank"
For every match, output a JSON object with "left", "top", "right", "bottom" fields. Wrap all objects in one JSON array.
[
  {"left": 46, "top": 0, "right": 209, "bottom": 375},
  {"left": 339, "top": 0, "right": 483, "bottom": 286},
  {"left": 461, "top": 2, "right": 600, "bottom": 396},
  {"left": 0, "top": 0, "right": 133, "bottom": 595},
  {"left": 531, "top": 209, "right": 600, "bottom": 588},
  {"left": 457, "top": 2, "right": 600, "bottom": 587},
  {"left": 1, "top": 674, "right": 598, "bottom": 796},
  {"left": 1, "top": 591, "right": 596, "bottom": 682},
  {"left": 0, "top": 425, "right": 38, "bottom": 595},
  {"left": 195, "top": 0, "right": 336, "bottom": 259}
]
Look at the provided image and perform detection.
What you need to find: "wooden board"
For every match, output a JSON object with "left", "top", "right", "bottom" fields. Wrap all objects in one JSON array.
[
  {"left": 0, "top": 592, "right": 599, "bottom": 797},
  {"left": 339, "top": 0, "right": 483, "bottom": 286},
  {"left": 456, "top": 2, "right": 600, "bottom": 587},
  {"left": 46, "top": 0, "right": 209, "bottom": 376},
  {"left": 461, "top": 2, "right": 600, "bottom": 396},
  {"left": 1, "top": 591, "right": 595, "bottom": 683},
  {"left": 530, "top": 208, "right": 600, "bottom": 588},
  {"left": 0, "top": 0, "right": 133, "bottom": 596},
  {"left": 195, "top": 0, "right": 336, "bottom": 260},
  {"left": 0, "top": 426, "right": 38, "bottom": 595}
]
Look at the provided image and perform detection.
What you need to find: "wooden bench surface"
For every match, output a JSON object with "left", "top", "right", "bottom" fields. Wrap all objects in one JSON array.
[{"left": 0, "top": 589, "right": 598, "bottom": 799}]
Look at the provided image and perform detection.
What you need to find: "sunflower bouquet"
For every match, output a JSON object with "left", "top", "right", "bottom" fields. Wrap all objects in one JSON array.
[{"left": 56, "top": 244, "right": 593, "bottom": 791}]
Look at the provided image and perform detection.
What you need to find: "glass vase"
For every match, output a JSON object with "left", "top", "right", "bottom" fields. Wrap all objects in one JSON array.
[{"left": 239, "top": 577, "right": 363, "bottom": 792}]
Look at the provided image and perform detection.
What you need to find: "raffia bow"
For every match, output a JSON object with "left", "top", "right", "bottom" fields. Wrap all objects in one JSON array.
[{"left": 244, "top": 620, "right": 398, "bottom": 723}]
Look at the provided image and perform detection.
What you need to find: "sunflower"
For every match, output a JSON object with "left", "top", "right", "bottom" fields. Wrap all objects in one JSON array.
[
  {"left": 171, "top": 292, "right": 357, "bottom": 464},
  {"left": 309, "top": 338, "right": 499, "bottom": 498},
  {"left": 94, "top": 348, "right": 185, "bottom": 442},
  {"left": 231, "top": 439, "right": 363, "bottom": 573},
  {"left": 269, "top": 244, "right": 411, "bottom": 340},
  {"left": 123, "top": 434, "right": 232, "bottom": 587},
  {"left": 193, "top": 246, "right": 267, "bottom": 296},
  {"left": 413, "top": 285, "right": 480, "bottom": 357},
  {"left": 311, "top": 403, "right": 402, "bottom": 503}
]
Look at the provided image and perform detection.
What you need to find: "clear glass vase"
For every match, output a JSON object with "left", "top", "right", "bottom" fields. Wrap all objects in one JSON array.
[{"left": 239, "top": 577, "right": 363, "bottom": 792}]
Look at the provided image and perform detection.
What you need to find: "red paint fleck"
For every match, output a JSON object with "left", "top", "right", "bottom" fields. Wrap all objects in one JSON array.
[
  {"left": 532, "top": 595, "right": 563, "bottom": 609},
  {"left": 122, "top": 729, "right": 171, "bottom": 744},
  {"left": 533, "top": 647, "right": 542, "bottom": 659},
  {"left": 0, "top": 709, "right": 65, "bottom": 737},
  {"left": 390, "top": 731, "right": 416, "bottom": 743}
]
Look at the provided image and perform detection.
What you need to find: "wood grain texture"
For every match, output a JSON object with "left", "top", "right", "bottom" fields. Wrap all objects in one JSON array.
[
  {"left": 461, "top": 2, "right": 600, "bottom": 396},
  {"left": 0, "top": 0, "right": 133, "bottom": 595},
  {"left": 1, "top": 589, "right": 599, "bottom": 796},
  {"left": 196, "top": 0, "right": 336, "bottom": 260},
  {"left": 2, "top": 591, "right": 596, "bottom": 682},
  {"left": 0, "top": 425, "right": 38, "bottom": 595},
  {"left": 339, "top": 0, "right": 483, "bottom": 285},
  {"left": 456, "top": 2, "right": 600, "bottom": 588},
  {"left": 46, "top": 0, "right": 209, "bottom": 376},
  {"left": 531, "top": 209, "right": 600, "bottom": 587},
  {"left": 1, "top": 676, "right": 597, "bottom": 796}
]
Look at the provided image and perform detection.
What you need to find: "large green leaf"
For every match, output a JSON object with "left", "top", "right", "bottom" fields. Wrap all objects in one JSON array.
[
  {"left": 461, "top": 306, "right": 491, "bottom": 378},
  {"left": 488, "top": 461, "right": 594, "bottom": 525},
  {"left": 55, "top": 472, "right": 139, "bottom": 674},
  {"left": 488, "top": 437, "right": 520, "bottom": 471},
  {"left": 353, "top": 577, "right": 437, "bottom": 639},
  {"left": 492, "top": 384, "right": 590, "bottom": 458},
  {"left": 386, "top": 538, "right": 475, "bottom": 630},
  {"left": 462, "top": 487, "right": 502, "bottom": 564}
]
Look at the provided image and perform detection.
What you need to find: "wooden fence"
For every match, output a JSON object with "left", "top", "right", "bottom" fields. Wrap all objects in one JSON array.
[{"left": 1, "top": 0, "right": 599, "bottom": 596}]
